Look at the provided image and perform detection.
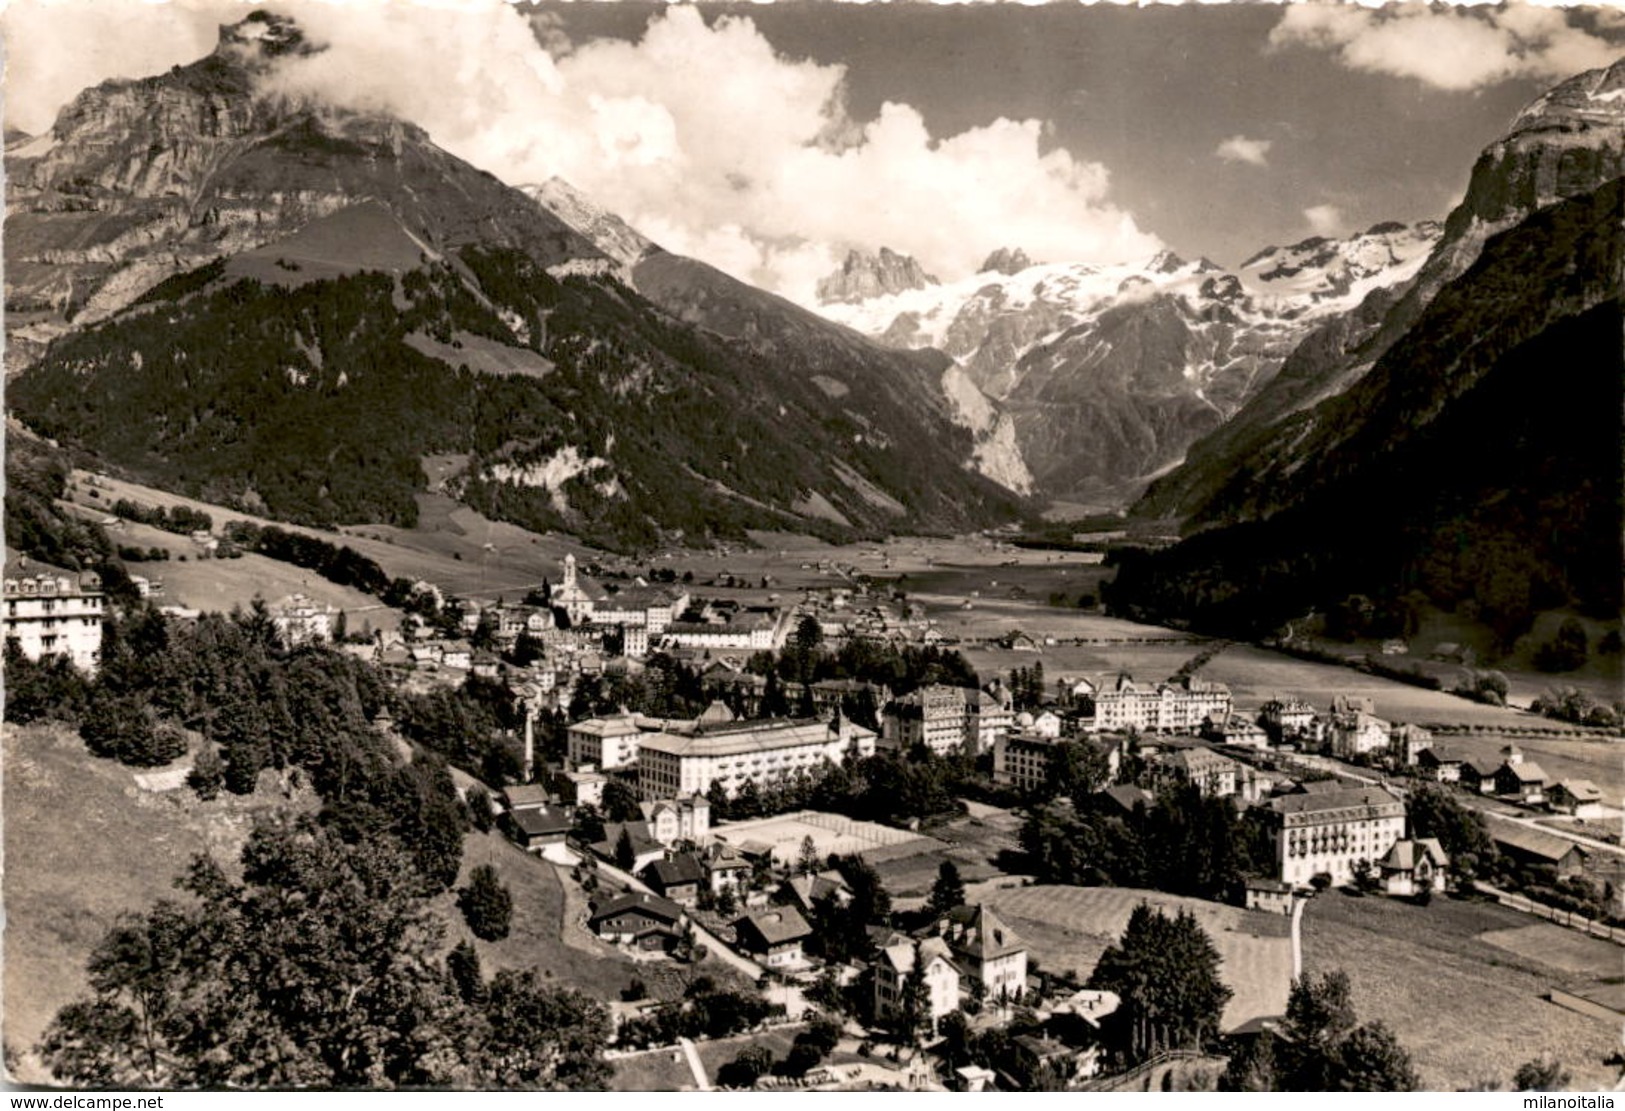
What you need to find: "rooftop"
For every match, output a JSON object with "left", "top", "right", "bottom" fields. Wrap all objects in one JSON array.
[{"left": 637, "top": 718, "right": 874, "bottom": 759}]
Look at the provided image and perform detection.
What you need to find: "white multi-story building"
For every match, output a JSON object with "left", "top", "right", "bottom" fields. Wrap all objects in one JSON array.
[
  {"left": 992, "top": 732, "right": 1119, "bottom": 794},
  {"left": 882, "top": 684, "right": 1013, "bottom": 758},
  {"left": 270, "top": 593, "right": 337, "bottom": 647},
  {"left": 1150, "top": 746, "right": 1240, "bottom": 798},
  {"left": 660, "top": 609, "right": 784, "bottom": 652},
  {"left": 635, "top": 715, "right": 876, "bottom": 800},
  {"left": 2, "top": 558, "right": 104, "bottom": 671},
  {"left": 1329, "top": 712, "right": 1392, "bottom": 760},
  {"left": 1261, "top": 786, "right": 1407, "bottom": 886},
  {"left": 567, "top": 711, "right": 646, "bottom": 771},
  {"left": 1089, "top": 675, "right": 1233, "bottom": 735}
]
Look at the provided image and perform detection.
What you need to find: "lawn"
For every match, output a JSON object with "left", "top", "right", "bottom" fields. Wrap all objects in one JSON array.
[
  {"left": 1299, "top": 889, "right": 1622, "bottom": 1091},
  {"left": 988, "top": 885, "right": 1293, "bottom": 1032}
]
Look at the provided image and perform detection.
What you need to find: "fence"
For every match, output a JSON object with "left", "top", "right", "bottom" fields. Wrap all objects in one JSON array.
[{"left": 1483, "top": 884, "right": 1625, "bottom": 945}]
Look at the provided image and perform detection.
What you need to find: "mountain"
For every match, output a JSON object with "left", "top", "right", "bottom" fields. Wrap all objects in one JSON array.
[
  {"left": 816, "top": 247, "right": 939, "bottom": 305},
  {"left": 1107, "top": 61, "right": 1625, "bottom": 649},
  {"left": 815, "top": 224, "right": 1438, "bottom": 507},
  {"left": 1137, "top": 59, "right": 1625, "bottom": 527},
  {"left": 5, "top": 13, "right": 1022, "bottom": 552}
]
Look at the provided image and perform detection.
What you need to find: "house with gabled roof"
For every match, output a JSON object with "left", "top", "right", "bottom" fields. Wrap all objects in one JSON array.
[
  {"left": 732, "top": 906, "right": 813, "bottom": 968},
  {"left": 640, "top": 854, "right": 707, "bottom": 907},
  {"left": 779, "top": 870, "right": 852, "bottom": 916},
  {"left": 588, "top": 891, "right": 687, "bottom": 952},
  {"left": 1549, "top": 780, "right": 1605, "bottom": 819},
  {"left": 931, "top": 904, "right": 1029, "bottom": 1006},
  {"left": 1377, "top": 837, "right": 1449, "bottom": 897},
  {"left": 875, "top": 936, "right": 962, "bottom": 1034}
]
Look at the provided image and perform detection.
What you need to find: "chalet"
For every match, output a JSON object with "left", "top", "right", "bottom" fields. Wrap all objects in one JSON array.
[
  {"left": 1098, "top": 784, "right": 1156, "bottom": 817},
  {"left": 502, "top": 784, "right": 555, "bottom": 813},
  {"left": 1458, "top": 759, "right": 1502, "bottom": 795},
  {"left": 780, "top": 870, "right": 851, "bottom": 916},
  {"left": 1377, "top": 838, "right": 1448, "bottom": 897},
  {"left": 588, "top": 892, "right": 687, "bottom": 952},
  {"left": 732, "top": 907, "right": 813, "bottom": 968},
  {"left": 1416, "top": 747, "right": 1463, "bottom": 784},
  {"left": 440, "top": 641, "right": 474, "bottom": 671},
  {"left": 1491, "top": 824, "right": 1586, "bottom": 878},
  {"left": 640, "top": 854, "right": 706, "bottom": 907},
  {"left": 506, "top": 802, "right": 573, "bottom": 852},
  {"left": 702, "top": 842, "right": 753, "bottom": 895},
  {"left": 1494, "top": 759, "right": 1549, "bottom": 805},
  {"left": 1549, "top": 780, "right": 1605, "bottom": 819},
  {"left": 1244, "top": 877, "right": 1296, "bottom": 915},
  {"left": 590, "top": 822, "right": 667, "bottom": 874}
]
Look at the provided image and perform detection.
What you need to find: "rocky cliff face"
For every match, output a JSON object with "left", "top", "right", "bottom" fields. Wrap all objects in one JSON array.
[
  {"left": 816, "top": 222, "right": 1438, "bottom": 508},
  {"left": 1136, "top": 57, "right": 1625, "bottom": 527},
  {"left": 815, "top": 247, "right": 938, "bottom": 304},
  {"left": 4, "top": 11, "right": 597, "bottom": 368}
]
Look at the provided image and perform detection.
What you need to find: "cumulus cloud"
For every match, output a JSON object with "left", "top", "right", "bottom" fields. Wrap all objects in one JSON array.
[
  {"left": 3, "top": 0, "right": 1161, "bottom": 305},
  {"left": 1303, "top": 204, "right": 1347, "bottom": 237},
  {"left": 1215, "top": 134, "right": 1272, "bottom": 167},
  {"left": 1269, "top": 3, "right": 1624, "bottom": 92}
]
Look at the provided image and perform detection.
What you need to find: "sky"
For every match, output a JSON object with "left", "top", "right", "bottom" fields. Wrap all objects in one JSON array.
[{"left": 4, "top": 0, "right": 1623, "bottom": 306}]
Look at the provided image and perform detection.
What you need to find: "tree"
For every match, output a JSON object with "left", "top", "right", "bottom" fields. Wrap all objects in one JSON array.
[
  {"left": 479, "top": 969, "right": 612, "bottom": 1089},
  {"left": 465, "top": 784, "right": 494, "bottom": 834},
  {"left": 718, "top": 1044, "right": 774, "bottom": 1089},
  {"left": 602, "top": 781, "right": 642, "bottom": 823},
  {"left": 797, "top": 835, "right": 820, "bottom": 876},
  {"left": 459, "top": 864, "right": 513, "bottom": 942},
  {"left": 187, "top": 744, "right": 225, "bottom": 800},
  {"left": 572, "top": 804, "right": 605, "bottom": 846},
  {"left": 1087, "top": 905, "right": 1232, "bottom": 1064},
  {"left": 928, "top": 860, "right": 966, "bottom": 916},
  {"left": 1514, "top": 1057, "right": 1572, "bottom": 1092},
  {"left": 1222, "top": 1030, "right": 1280, "bottom": 1092},
  {"left": 614, "top": 827, "right": 636, "bottom": 871},
  {"left": 1332, "top": 1021, "right": 1420, "bottom": 1091},
  {"left": 446, "top": 940, "right": 485, "bottom": 1005}
]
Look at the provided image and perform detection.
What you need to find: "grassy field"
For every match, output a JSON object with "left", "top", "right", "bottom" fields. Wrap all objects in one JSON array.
[
  {"left": 987, "top": 885, "right": 1293, "bottom": 1032},
  {"left": 873, "top": 808, "right": 1025, "bottom": 899},
  {"left": 1429, "top": 733, "right": 1625, "bottom": 805},
  {"left": 433, "top": 831, "right": 637, "bottom": 1002},
  {"left": 2, "top": 724, "right": 317, "bottom": 1082},
  {"left": 1202, "top": 644, "right": 1564, "bottom": 727},
  {"left": 70, "top": 472, "right": 580, "bottom": 606},
  {"left": 609, "top": 1045, "right": 701, "bottom": 1091},
  {"left": 105, "top": 518, "right": 405, "bottom": 631},
  {"left": 1299, "top": 889, "right": 1622, "bottom": 1091}
]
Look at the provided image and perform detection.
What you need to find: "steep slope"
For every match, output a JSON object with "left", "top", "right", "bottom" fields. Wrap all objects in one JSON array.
[
  {"left": 816, "top": 228, "right": 1438, "bottom": 506},
  {"left": 1107, "top": 176, "right": 1623, "bottom": 648},
  {"left": 1137, "top": 58, "right": 1625, "bottom": 526},
  {"left": 526, "top": 189, "right": 1033, "bottom": 495},
  {"left": 5, "top": 13, "right": 1022, "bottom": 551}
]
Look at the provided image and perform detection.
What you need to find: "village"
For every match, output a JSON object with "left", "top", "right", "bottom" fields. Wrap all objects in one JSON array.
[{"left": 9, "top": 526, "right": 1621, "bottom": 1093}]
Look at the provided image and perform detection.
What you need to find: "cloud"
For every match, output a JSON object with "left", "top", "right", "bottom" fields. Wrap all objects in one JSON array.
[
  {"left": 3, "top": 0, "right": 1161, "bottom": 306},
  {"left": 1215, "top": 134, "right": 1272, "bottom": 167},
  {"left": 1269, "top": 3, "right": 1624, "bottom": 92},
  {"left": 1303, "top": 204, "right": 1347, "bottom": 237}
]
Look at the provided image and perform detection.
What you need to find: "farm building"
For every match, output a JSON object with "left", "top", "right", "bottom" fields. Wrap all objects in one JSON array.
[
  {"left": 1549, "top": 780, "right": 1606, "bottom": 818},
  {"left": 1491, "top": 824, "right": 1586, "bottom": 878}
]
